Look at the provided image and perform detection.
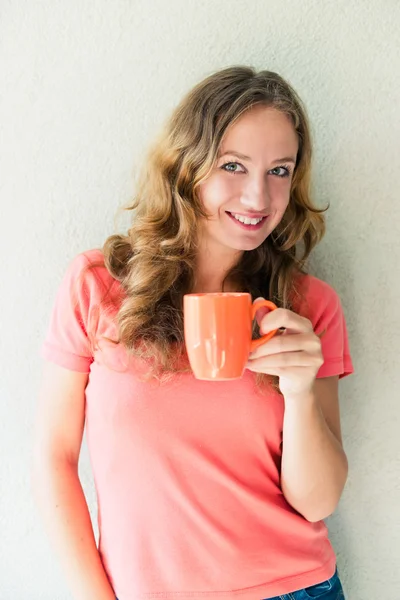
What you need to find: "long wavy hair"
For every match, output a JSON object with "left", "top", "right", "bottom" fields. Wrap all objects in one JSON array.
[{"left": 97, "top": 66, "right": 326, "bottom": 389}]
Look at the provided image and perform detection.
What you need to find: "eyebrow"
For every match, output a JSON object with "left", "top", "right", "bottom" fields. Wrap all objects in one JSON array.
[{"left": 220, "top": 150, "right": 297, "bottom": 164}]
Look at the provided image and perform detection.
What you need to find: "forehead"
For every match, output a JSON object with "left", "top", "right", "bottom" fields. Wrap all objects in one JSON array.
[{"left": 220, "top": 105, "right": 298, "bottom": 157}]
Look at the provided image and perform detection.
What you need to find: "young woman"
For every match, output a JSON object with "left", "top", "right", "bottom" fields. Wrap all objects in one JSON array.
[{"left": 33, "top": 66, "right": 353, "bottom": 600}]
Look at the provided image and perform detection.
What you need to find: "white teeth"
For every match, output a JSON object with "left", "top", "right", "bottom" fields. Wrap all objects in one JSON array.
[{"left": 231, "top": 213, "right": 263, "bottom": 225}]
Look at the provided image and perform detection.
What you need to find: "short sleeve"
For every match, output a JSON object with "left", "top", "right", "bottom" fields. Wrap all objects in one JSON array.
[
  {"left": 40, "top": 253, "right": 95, "bottom": 373},
  {"left": 297, "top": 276, "right": 354, "bottom": 379}
]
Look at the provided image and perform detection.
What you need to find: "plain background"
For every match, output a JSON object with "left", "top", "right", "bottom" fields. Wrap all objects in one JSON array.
[{"left": 1, "top": 1, "right": 399, "bottom": 598}]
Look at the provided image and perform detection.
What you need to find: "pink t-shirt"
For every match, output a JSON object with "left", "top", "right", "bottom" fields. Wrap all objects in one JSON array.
[{"left": 41, "top": 249, "right": 354, "bottom": 600}]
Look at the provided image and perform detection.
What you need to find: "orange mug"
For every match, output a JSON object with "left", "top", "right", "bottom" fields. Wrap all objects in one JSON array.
[{"left": 183, "top": 292, "right": 278, "bottom": 380}]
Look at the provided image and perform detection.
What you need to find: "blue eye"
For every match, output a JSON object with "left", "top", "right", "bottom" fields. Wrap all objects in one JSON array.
[
  {"left": 221, "top": 162, "right": 245, "bottom": 174},
  {"left": 269, "top": 166, "right": 291, "bottom": 178}
]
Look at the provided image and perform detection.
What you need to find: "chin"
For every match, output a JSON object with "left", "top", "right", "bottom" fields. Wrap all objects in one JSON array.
[{"left": 227, "top": 237, "right": 267, "bottom": 252}]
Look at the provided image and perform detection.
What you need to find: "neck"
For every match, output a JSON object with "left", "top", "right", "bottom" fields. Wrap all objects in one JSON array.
[{"left": 193, "top": 240, "right": 242, "bottom": 293}]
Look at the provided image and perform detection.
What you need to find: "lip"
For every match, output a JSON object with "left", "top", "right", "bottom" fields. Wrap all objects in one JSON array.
[
  {"left": 226, "top": 211, "right": 268, "bottom": 219},
  {"left": 226, "top": 211, "right": 268, "bottom": 231}
]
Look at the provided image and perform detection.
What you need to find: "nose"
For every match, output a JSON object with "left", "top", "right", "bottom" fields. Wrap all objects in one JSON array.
[{"left": 239, "top": 175, "right": 269, "bottom": 212}]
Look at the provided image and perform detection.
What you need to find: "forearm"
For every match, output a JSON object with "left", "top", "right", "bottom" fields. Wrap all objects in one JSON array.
[
  {"left": 32, "top": 460, "right": 116, "bottom": 600},
  {"left": 280, "top": 392, "right": 348, "bottom": 522}
]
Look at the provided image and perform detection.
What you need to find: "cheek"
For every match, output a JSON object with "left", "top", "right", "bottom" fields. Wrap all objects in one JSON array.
[
  {"left": 198, "top": 175, "right": 237, "bottom": 214},
  {"left": 269, "top": 181, "right": 291, "bottom": 212},
  {"left": 274, "top": 197, "right": 290, "bottom": 214}
]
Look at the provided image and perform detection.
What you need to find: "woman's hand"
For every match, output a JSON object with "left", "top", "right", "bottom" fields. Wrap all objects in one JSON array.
[{"left": 247, "top": 299, "right": 324, "bottom": 398}]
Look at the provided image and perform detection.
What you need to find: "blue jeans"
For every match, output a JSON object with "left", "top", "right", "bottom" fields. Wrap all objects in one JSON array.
[
  {"left": 265, "top": 566, "right": 344, "bottom": 599},
  {"left": 117, "top": 567, "right": 345, "bottom": 600}
]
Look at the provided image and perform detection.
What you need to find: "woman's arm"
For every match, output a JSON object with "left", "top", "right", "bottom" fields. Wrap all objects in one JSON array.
[
  {"left": 246, "top": 304, "right": 349, "bottom": 523},
  {"left": 32, "top": 362, "right": 116, "bottom": 600},
  {"left": 280, "top": 377, "right": 348, "bottom": 522}
]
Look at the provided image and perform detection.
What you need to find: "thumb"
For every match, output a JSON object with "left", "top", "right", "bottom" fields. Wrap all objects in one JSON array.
[{"left": 253, "top": 297, "right": 272, "bottom": 328}]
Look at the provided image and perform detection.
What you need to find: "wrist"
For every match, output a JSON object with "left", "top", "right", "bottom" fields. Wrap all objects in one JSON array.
[{"left": 283, "top": 390, "right": 318, "bottom": 408}]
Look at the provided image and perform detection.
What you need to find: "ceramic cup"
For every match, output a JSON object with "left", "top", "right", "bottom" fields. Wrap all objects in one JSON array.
[{"left": 183, "top": 292, "right": 278, "bottom": 380}]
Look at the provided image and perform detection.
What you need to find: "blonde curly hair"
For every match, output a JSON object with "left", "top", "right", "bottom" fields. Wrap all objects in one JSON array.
[{"left": 95, "top": 66, "right": 326, "bottom": 389}]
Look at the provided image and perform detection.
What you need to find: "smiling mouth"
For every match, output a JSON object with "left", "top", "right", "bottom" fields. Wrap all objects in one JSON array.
[{"left": 226, "top": 211, "right": 268, "bottom": 230}]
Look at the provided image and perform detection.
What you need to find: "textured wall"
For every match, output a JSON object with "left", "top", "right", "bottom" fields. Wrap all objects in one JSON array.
[{"left": 1, "top": 1, "right": 399, "bottom": 598}]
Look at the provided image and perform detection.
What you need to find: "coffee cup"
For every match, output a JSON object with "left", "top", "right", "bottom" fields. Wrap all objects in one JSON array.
[{"left": 183, "top": 292, "right": 278, "bottom": 380}]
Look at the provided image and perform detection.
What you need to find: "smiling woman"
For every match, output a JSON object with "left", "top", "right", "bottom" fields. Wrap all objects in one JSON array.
[
  {"left": 197, "top": 105, "right": 298, "bottom": 254},
  {"left": 34, "top": 66, "right": 352, "bottom": 600}
]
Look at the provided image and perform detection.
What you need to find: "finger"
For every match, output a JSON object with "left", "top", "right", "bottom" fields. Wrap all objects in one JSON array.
[
  {"left": 253, "top": 297, "right": 272, "bottom": 327},
  {"left": 249, "top": 332, "right": 321, "bottom": 360},
  {"left": 259, "top": 308, "right": 313, "bottom": 335},
  {"left": 246, "top": 364, "right": 312, "bottom": 378},
  {"left": 247, "top": 350, "right": 323, "bottom": 369},
  {"left": 246, "top": 364, "right": 284, "bottom": 377}
]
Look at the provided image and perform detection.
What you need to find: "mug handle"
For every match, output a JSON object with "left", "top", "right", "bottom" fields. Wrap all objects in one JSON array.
[{"left": 250, "top": 299, "right": 278, "bottom": 352}]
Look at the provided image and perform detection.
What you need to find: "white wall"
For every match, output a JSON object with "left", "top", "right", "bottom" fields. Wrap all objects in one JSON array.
[{"left": 1, "top": 1, "right": 399, "bottom": 598}]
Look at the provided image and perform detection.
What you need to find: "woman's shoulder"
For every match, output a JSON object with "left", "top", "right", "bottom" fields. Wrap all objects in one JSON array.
[
  {"left": 67, "top": 248, "right": 109, "bottom": 278},
  {"left": 65, "top": 248, "right": 124, "bottom": 304},
  {"left": 68, "top": 247, "right": 106, "bottom": 272},
  {"left": 293, "top": 271, "right": 342, "bottom": 320},
  {"left": 293, "top": 272, "right": 353, "bottom": 378}
]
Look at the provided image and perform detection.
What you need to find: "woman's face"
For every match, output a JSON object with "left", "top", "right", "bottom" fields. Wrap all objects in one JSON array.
[{"left": 197, "top": 105, "right": 299, "bottom": 254}]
